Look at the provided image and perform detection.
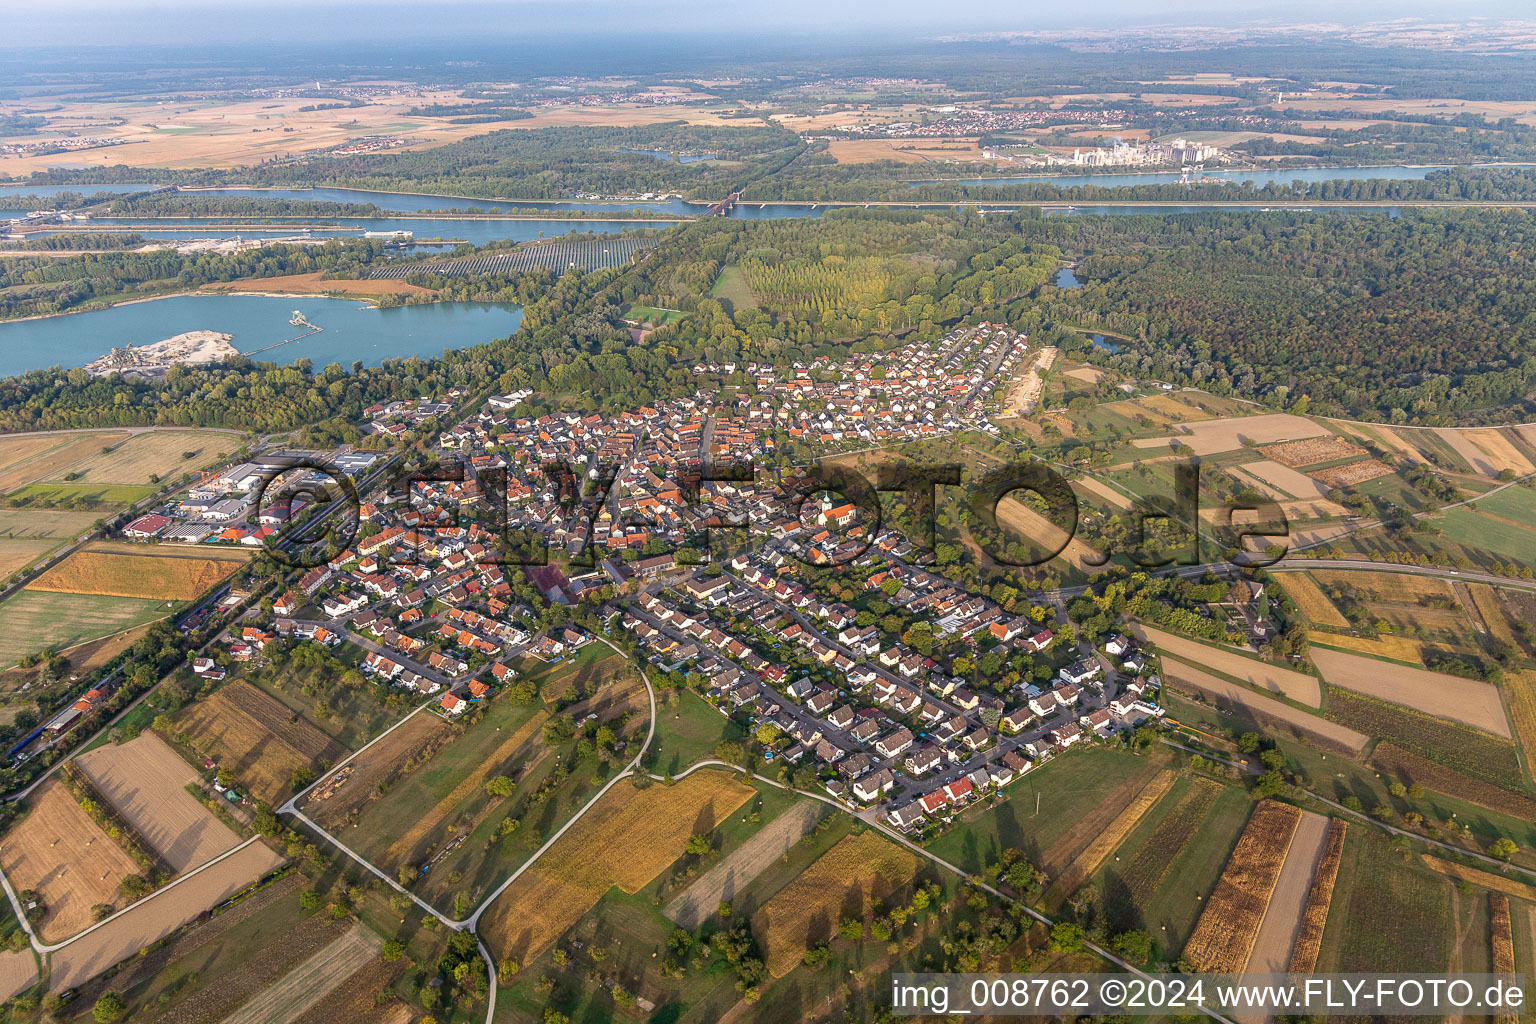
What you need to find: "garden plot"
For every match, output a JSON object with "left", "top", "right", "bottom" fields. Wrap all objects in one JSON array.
[{"left": 1262, "top": 435, "right": 1369, "bottom": 468}]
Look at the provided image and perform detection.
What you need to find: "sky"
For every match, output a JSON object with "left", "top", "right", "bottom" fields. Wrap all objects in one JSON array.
[{"left": 0, "top": 0, "right": 1531, "bottom": 47}]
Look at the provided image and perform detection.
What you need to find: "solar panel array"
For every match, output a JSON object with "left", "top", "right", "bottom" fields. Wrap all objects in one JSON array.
[{"left": 371, "top": 236, "right": 656, "bottom": 279}]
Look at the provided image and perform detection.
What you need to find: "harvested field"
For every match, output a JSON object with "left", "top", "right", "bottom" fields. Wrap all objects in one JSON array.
[
  {"left": 1158, "top": 658, "right": 1366, "bottom": 753},
  {"left": 993, "top": 490, "right": 1104, "bottom": 571},
  {"left": 49, "top": 841, "right": 286, "bottom": 992},
  {"left": 0, "top": 538, "right": 57, "bottom": 578},
  {"left": 1419, "top": 856, "right": 1536, "bottom": 904},
  {"left": 753, "top": 830, "right": 920, "bottom": 978},
  {"left": 1137, "top": 394, "right": 1215, "bottom": 423},
  {"left": 0, "top": 432, "right": 129, "bottom": 494},
  {"left": 1309, "top": 646, "right": 1511, "bottom": 738},
  {"left": 0, "top": 778, "right": 140, "bottom": 942},
  {"left": 827, "top": 138, "right": 986, "bottom": 164},
  {"left": 665, "top": 801, "right": 831, "bottom": 930},
  {"left": 305, "top": 711, "right": 449, "bottom": 829},
  {"left": 220, "top": 923, "right": 382, "bottom": 1024},
  {"left": 1368, "top": 742, "right": 1536, "bottom": 822},
  {"left": 381, "top": 707, "right": 549, "bottom": 866},
  {"left": 481, "top": 770, "right": 755, "bottom": 966},
  {"left": 1244, "top": 809, "right": 1331, "bottom": 974},
  {"left": 28, "top": 548, "right": 244, "bottom": 601},
  {"left": 1232, "top": 460, "right": 1332, "bottom": 500},
  {"left": 1311, "top": 460, "right": 1394, "bottom": 488},
  {"left": 173, "top": 681, "right": 345, "bottom": 803},
  {"left": 1262, "top": 435, "right": 1368, "bottom": 468},
  {"left": 47, "top": 430, "right": 232, "bottom": 486},
  {"left": 1042, "top": 769, "right": 1176, "bottom": 912},
  {"left": 1183, "top": 801, "right": 1302, "bottom": 972},
  {"left": 1438, "top": 428, "right": 1533, "bottom": 478},
  {"left": 1311, "top": 569, "right": 1456, "bottom": 603},
  {"left": 1504, "top": 670, "right": 1536, "bottom": 785},
  {"left": 0, "top": 949, "right": 34, "bottom": 1003},
  {"left": 1063, "top": 366, "right": 1106, "bottom": 384},
  {"left": 1277, "top": 574, "right": 1349, "bottom": 628},
  {"left": 74, "top": 733, "right": 240, "bottom": 873},
  {"left": 1310, "top": 633, "right": 1469, "bottom": 666},
  {"left": 1469, "top": 585, "right": 1519, "bottom": 646},
  {"left": 205, "top": 272, "right": 436, "bottom": 298},
  {"left": 1134, "top": 625, "right": 1321, "bottom": 706},
  {"left": 1130, "top": 414, "right": 1328, "bottom": 456},
  {"left": 1288, "top": 819, "right": 1348, "bottom": 974}
]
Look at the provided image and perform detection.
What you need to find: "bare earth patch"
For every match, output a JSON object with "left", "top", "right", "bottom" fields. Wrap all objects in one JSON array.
[
  {"left": 1157, "top": 657, "right": 1366, "bottom": 754},
  {"left": 204, "top": 272, "right": 437, "bottom": 299}
]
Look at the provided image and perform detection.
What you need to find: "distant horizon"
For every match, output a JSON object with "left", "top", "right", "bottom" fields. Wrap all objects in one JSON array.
[{"left": 0, "top": 1, "right": 1532, "bottom": 49}]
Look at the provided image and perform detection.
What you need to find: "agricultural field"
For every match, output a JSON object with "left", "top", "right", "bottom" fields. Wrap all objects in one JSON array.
[
  {"left": 1158, "top": 657, "right": 1366, "bottom": 753},
  {"left": 1314, "top": 828, "right": 1459, "bottom": 975},
  {"left": 0, "top": 588, "right": 167, "bottom": 669},
  {"left": 1310, "top": 645, "right": 1511, "bottom": 737},
  {"left": 480, "top": 769, "right": 755, "bottom": 966},
  {"left": 304, "top": 711, "right": 450, "bottom": 830},
  {"left": 1276, "top": 572, "right": 1349, "bottom": 627},
  {"left": 169, "top": 680, "right": 347, "bottom": 803},
  {"left": 1040, "top": 768, "right": 1176, "bottom": 912},
  {"left": 1244, "top": 809, "right": 1332, "bottom": 973},
  {"left": 925, "top": 746, "right": 1161, "bottom": 874},
  {"left": 752, "top": 829, "right": 920, "bottom": 977},
  {"left": 0, "top": 948, "right": 35, "bottom": 1004},
  {"left": 218, "top": 923, "right": 383, "bottom": 1024},
  {"left": 1434, "top": 485, "right": 1536, "bottom": 565},
  {"left": 1367, "top": 742, "right": 1536, "bottom": 824},
  {"left": 74, "top": 732, "right": 241, "bottom": 873},
  {"left": 28, "top": 544, "right": 246, "bottom": 601},
  {"left": 247, "top": 654, "right": 408, "bottom": 752},
  {"left": 1288, "top": 820, "right": 1348, "bottom": 974},
  {"left": 0, "top": 432, "right": 130, "bottom": 494},
  {"left": 665, "top": 800, "right": 830, "bottom": 930},
  {"left": 1129, "top": 413, "right": 1329, "bottom": 457},
  {"left": 0, "top": 507, "right": 100, "bottom": 577},
  {"left": 1135, "top": 625, "right": 1320, "bottom": 706},
  {"left": 1419, "top": 855, "right": 1536, "bottom": 904},
  {"left": 1326, "top": 689, "right": 1525, "bottom": 789},
  {"left": 339, "top": 695, "right": 547, "bottom": 872},
  {"left": 0, "top": 778, "right": 142, "bottom": 942},
  {"left": 44, "top": 429, "right": 234, "bottom": 485},
  {"left": 1503, "top": 669, "right": 1536, "bottom": 784},
  {"left": 1183, "top": 800, "right": 1301, "bottom": 972},
  {"left": 1262, "top": 435, "right": 1369, "bottom": 468}
]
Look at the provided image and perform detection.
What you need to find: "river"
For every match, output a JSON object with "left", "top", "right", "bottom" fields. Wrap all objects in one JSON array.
[{"left": 0, "top": 294, "right": 522, "bottom": 378}]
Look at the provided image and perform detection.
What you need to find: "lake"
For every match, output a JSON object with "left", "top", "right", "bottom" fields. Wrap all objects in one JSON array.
[
  {"left": 1055, "top": 267, "right": 1081, "bottom": 289},
  {"left": 0, "top": 294, "right": 522, "bottom": 378}
]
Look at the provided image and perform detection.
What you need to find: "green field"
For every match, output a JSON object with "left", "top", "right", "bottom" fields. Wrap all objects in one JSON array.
[
  {"left": 0, "top": 588, "right": 168, "bottom": 668},
  {"left": 1315, "top": 827, "right": 1459, "bottom": 974},
  {"left": 624, "top": 304, "right": 688, "bottom": 326},
  {"left": 709, "top": 264, "right": 759, "bottom": 310},
  {"left": 344, "top": 695, "right": 546, "bottom": 869},
  {"left": 648, "top": 689, "right": 745, "bottom": 776},
  {"left": 1093, "top": 775, "right": 1254, "bottom": 959},
  {"left": 6, "top": 481, "right": 159, "bottom": 507},
  {"left": 1435, "top": 486, "right": 1536, "bottom": 563},
  {"left": 925, "top": 746, "right": 1156, "bottom": 874}
]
